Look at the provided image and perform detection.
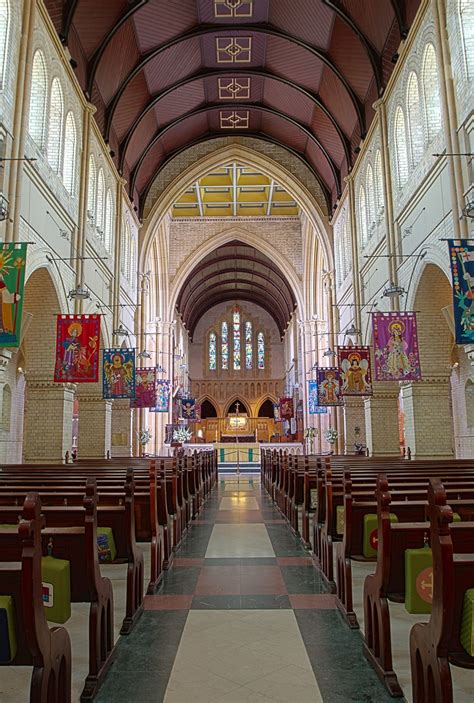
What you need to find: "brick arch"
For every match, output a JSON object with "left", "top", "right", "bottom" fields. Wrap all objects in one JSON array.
[{"left": 412, "top": 263, "right": 453, "bottom": 378}]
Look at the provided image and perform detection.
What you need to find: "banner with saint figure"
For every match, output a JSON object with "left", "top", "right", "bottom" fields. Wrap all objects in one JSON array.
[
  {"left": 0, "top": 243, "right": 27, "bottom": 347},
  {"left": 150, "top": 379, "right": 170, "bottom": 412},
  {"left": 307, "top": 379, "right": 328, "bottom": 414},
  {"left": 54, "top": 314, "right": 100, "bottom": 383},
  {"left": 338, "top": 346, "right": 373, "bottom": 396},
  {"left": 103, "top": 349, "right": 135, "bottom": 399},
  {"left": 131, "top": 368, "right": 156, "bottom": 408},
  {"left": 372, "top": 312, "right": 422, "bottom": 381},
  {"left": 279, "top": 397, "right": 293, "bottom": 420},
  {"left": 181, "top": 398, "right": 196, "bottom": 420},
  {"left": 316, "top": 367, "right": 342, "bottom": 406},
  {"left": 448, "top": 240, "right": 474, "bottom": 343}
]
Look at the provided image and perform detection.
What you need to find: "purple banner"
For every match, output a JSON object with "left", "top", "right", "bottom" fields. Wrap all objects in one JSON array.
[{"left": 372, "top": 312, "right": 422, "bottom": 381}]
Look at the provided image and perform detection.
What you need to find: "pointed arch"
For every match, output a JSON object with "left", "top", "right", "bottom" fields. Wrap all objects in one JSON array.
[
  {"left": 47, "top": 77, "right": 64, "bottom": 173},
  {"left": 130, "top": 233, "right": 137, "bottom": 289},
  {"left": 87, "top": 154, "right": 96, "bottom": 222},
  {"left": 394, "top": 106, "right": 408, "bottom": 188},
  {"left": 257, "top": 395, "right": 277, "bottom": 417},
  {"left": 225, "top": 396, "right": 250, "bottom": 416},
  {"left": 200, "top": 397, "right": 218, "bottom": 418},
  {"left": 422, "top": 43, "right": 442, "bottom": 142},
  {"left": 245, "top": 320, "right": 252, "bottom": 370},
  {"left": 374, "top": 149, "right": 384, "bottom": 221},
  {"left": 221, "top": 320, "right": 229, "bottom": 370},
  {"left": 29, "top": 50, "right": 47, "bottom": 148},
  {"left": 257, "top": 331, "right": 265, "bottom": 370},
  {"left": 96, "top": 168, "right": 105, "bottom": 239},
  {"left": 208, "top": 330, "right": 217, "bottom": 371},
  {"left": 63, "top": 111, "right": 77, "bottom": 194},
  {"left": 104, "top": 188, "right": 114, "bottom": 252},
  {"left": 366, "top": 163, "right": 375, "bottom": 236},
  {"left": 406, "top": 71, "right": 423, "bottom": 166},
  {"left": 358, "top": 184, "right": 368, "bottom": 247}
]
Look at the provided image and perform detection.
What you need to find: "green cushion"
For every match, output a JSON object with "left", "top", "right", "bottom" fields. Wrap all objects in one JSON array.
[
  {"left": 0, "top": 524, "right": 17, "bottom": 529},
  {"left": 460, "top": 589, "right": 474, "bottom": 657},
  {"left": 404, "top": 547, "right": 433, "bottom": 614},
  {"left": 363, "top": 513, "right": 398, "bottom": 558},
  {"left": 97, "top": 527, "right": 117, "bottom": 563},
  {"left": 453, "top": 512, "right": 461, "bottom": 522},
  {"left": 336, "top": 505, "right": 344, "bottom": 535},
  {"left": 41, "top": 556, "right": 71, "bottom": 624},
  {"left": 0, "top": 595, "right": 17, "bottom": 662}
]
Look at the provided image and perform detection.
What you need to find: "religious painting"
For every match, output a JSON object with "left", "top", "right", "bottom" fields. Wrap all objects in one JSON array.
[
  {"left": 0, "top": 242, "right": 27, "bottom": 347},
  {"left": 273, "top": 403, "right": 280, "bottom": 421},
  {"left": 54, "top": 314, "right": 100, "bottom": 383},
  {"left": 372, "top": 312, "right": 422, "bottom": 381},
  {"left": 279, "top": 397, "right": 293, "bottom": 420},
  {"left": 448, "top": 240, "right": 474, "bottom": 343},
  {"left": 316, "top": 368, "right": 342, "bottom": 406},
  {"left": 338, "top": 346, "right": 373, "bottom": 396},
  {"left": 102, "top": 349, "right": 135, "bottom": 399},
  {"left": 181, "top": 398, "right": 196, "bottom": 420},
  {"left": 131, "top": 368, "right": 157, "bottom": 408},
  {"left": 308, "top": 380, "right": 319, "bottom": 414},
  {"left": 150, "top": 379, "right": 170, "bottom": 412}
]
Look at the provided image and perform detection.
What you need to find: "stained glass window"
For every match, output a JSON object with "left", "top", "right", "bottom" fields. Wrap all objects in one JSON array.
[
  {"left": 221, "top": 321, "right": 229, "bottom": 369},
  {"left": 233, "top": 308, "right": 241, "bottom": 370},
  {"left": 245, "top": 321, "right": 252, "bottom": 369},
  {"left": 209, "top": 331, "right": 217, "bottom": 370},
  {"left": 257, "top": 332, "right": 265, "bottom": 369}
]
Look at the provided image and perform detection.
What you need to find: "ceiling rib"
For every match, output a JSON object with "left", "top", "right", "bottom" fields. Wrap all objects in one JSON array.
[
  {"left": 118, "top": 68, "right": 352, "bottom": 172},
  {"left": 60, "top": 0, "right": 79, "bottom": 45}
]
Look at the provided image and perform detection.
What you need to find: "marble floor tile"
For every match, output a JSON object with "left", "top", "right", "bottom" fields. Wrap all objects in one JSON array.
[
  {"left": 219, "top": 496, "right": 259, "bottom": 511},
  {"left": 205, "top": 524, "right": 275, "bottom": 558}
]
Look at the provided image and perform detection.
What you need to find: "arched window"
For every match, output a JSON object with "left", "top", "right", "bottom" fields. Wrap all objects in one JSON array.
[
  {"left": 47, "top": 77, "right": 64, "bottom": 173},
  {"left": 96, "top": 168, "right": 105, "bottom": 240},
  {"left": 458, "top": 0, "right": 474, "bottom": 81},
  {"left": 406, "top": 71, "right": 424, "bottom": 166},
  {"left": 374, "top": 150, "right": 384, "bottom": 220},
  {"left": 0, "top": 0, "right": 10, "bottom": 90},
  {"left": 130, "top": 236, "right": 136, "bottom": 287},
  {"left": 366, "top": 164, "right": 376, "bottom": 236},
  {"left": 422, "top": 44, "right": 442, "bottom": 142},
  {"left": 221, "top": 321, "right": 229, "bottom": 370},
  {"left": 394, "top": 106, "right": 408, "bottom": 188},
  {"left": 209, "top": 332, "right": 217, "bottom": 371},
  {"left": 336, "top": 227, "right": 344, "bottom": 286},
  {"left": 29, "top": 50, "right": 47, "bottom": 148},
  {"left": 245, "top": 321, "right": 252, "bottom": 369},
  {"left": 358, "top": 184, "right": 368, "bottom": 246},
  {"left": 257, "top": 332, "right": 265, "bottom": 370},
  {"left": 233, "top": 307, "right": 241, "bottom": 370},
  {"left": 342, "top": 216, "right": 352, "bottom": 278},
  {"left": 121, "top": 218, "right": 130, "bottom": 275},
  {"left": 63, "top": 111, "right": 77, "bottom": 194},
  {"left": 87, "top": 155, "right": 96, "bottom": 223},
  {"left": 104, "top": 189, "right": 114, "bottom": 251}
]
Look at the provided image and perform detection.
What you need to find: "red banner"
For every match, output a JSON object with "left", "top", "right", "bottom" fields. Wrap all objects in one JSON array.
[
  {"left": 279, "top": 397, "right": 294, "bottom": 420},
  {"left": 338, "top": 346, "right": 373, "bottom": 396},
  {"left": 130, "top": 368, "right": 156, "bottom": 408},
  {"left": 54, "top": 315, "right": 100, "bottom": 383}
]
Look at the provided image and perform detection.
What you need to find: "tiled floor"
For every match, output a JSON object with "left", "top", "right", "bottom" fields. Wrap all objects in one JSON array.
[{"left": 95, "top": 476, "right": 395, "bottom": 702}]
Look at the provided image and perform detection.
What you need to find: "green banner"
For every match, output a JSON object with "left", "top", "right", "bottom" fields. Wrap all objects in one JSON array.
[{"left": 0, "top": 243, "right": 27, "bottom": 347}]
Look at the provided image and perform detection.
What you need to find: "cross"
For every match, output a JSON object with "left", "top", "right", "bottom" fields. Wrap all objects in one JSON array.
[{"left": 235, "top": 401, "right": 240, "bottom": 415}]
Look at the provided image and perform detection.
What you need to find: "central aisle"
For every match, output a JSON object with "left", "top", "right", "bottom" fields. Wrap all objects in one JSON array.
[{"left": 96, "top": 476, "right": 394, "bottom": 703}]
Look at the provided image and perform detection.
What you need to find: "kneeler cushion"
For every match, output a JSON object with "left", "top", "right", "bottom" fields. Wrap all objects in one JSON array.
[
  {"left": 97, "top": 527, "right": 117, "bottom": 562},
  {"left": 405, "top": 547, "right": 433, "bottom": 614},
  {"left": 336, "top": 506, "right": 344, "bottom": 535},
  {"left": 363, "top": 513, "right": 398, "bottom": 558},
  {"left": 0, "top": 595, "right": 17, "bottom": 662},
  {"left": 460, "top": 589, "right": 474, "bottom": 657},
  {"left": 41, "top": 556, "right": 71, "bottom": 624}
]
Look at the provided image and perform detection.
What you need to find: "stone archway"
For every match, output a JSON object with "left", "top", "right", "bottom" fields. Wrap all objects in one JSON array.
[
  {"left": 22, "top": 267, "right": 74, "bottom": 463},
  {"left": 401, "top": 263, "right": 455, "bottom": 458}
]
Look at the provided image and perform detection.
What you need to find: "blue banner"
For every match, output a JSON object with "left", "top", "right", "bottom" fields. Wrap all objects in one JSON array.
[
  {"left": 308, "top": 379, "right": 327, "bottom": 414},
  {"left": 448, "top": 240, "right": 474, "bottom": 343}
]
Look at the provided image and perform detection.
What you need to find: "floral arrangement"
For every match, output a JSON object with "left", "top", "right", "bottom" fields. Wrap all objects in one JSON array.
[
  {"left": 137, "top": 428, "right": 152, "bottom": 446},
  {"left": 304, "top": 427, "right": 317, "bottom": 439},
  {"left": 172, "top": 427, "right": 193, "bottom": 443},
  {"left": 324, "top": 427, "right": 338, "bottom": 445}
]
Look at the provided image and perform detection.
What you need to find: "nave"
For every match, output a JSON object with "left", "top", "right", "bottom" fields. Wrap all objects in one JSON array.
[{"left": 94, "top": 475, "right": 394, "bottom": 703}]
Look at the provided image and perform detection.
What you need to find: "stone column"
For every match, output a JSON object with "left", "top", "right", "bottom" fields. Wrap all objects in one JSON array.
[
  {"left": 343, "top": 397, "right": 367, "bottom": 454},
  {"left": 401, "top": 378, "right": 454, "bottom": 458},
  {"left": 364, "top": 384, "right": 400, "bottom": 456},
  {"left": 111, "top": 399, "right": 133, "bottom": 457},
  {"left": 77, "top": 394, "right": 112, "bottom": 459},
  {"left": 23, "top": 380, "right": 75, "bottom": 463}
]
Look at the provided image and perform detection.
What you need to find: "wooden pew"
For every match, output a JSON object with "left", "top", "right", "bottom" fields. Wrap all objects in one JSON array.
[
  {"left": 0, "top": 493, "right": 72, "bottom": 703},
  {"left": 410, "top": 478, "right": 474, "bottom": 703}
]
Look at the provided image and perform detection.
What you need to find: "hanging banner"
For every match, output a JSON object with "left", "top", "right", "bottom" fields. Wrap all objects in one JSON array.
[
  {"left": 103, "top": 349, "right": 135, "bottom": 399},
  {"left": 279, "top": 397, "right": 293, "bottom": 420},
  {"left": 308, "top": 379, "right": 319, "bottom": 414},
  {"left": 316, "top": 367, "right": 343, "bottom": 406},
  {"left": 181, "top": 398, "right": 196, "bottom": 420},
  {"left": 273, "top": 403, "right": 281, "bottom": 421},
  {"left": 448, "top": 240, "right": 474, "bottom": 343},
  {"left": 150, "top": 379, "right": 170, "bottom": 412},
  {"left": 0, "top": 242, "right": 27, "bottom": 347},
  {"left": 338, "top": 346, "right": 373, "bottom": 396},
  {"left": 131, "top": 368, "right": 156, "bottom": 408},
  {"left": 195, "top": 402, "right": 201, "bottom": 422},
  {"left": 54, "top": 314, "right": 100, "bottom": 383},
  {"left": 372, "top": 312, "right": 422, "bottom": 381}
]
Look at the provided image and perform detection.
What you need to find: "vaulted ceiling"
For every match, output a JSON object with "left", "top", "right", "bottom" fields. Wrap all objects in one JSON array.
[
  {"left": 48, "top": 0, "right": 421, "bottom": 216},
  {"left": 175, "top": 240, "right": 297, "bottom": 337}
]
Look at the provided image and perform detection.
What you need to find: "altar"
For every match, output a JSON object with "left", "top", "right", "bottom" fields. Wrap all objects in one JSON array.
[{"left": 220, "top": 434, "right": 255, "bottom": 443}]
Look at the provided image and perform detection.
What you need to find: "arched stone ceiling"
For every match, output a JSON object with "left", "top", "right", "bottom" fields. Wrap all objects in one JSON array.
[
  {"left": 51, "top": 0, "right": 420, "bottom": 213},
  {"left": 176, "top": 240, "right": 297, "bottom": 338}
]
